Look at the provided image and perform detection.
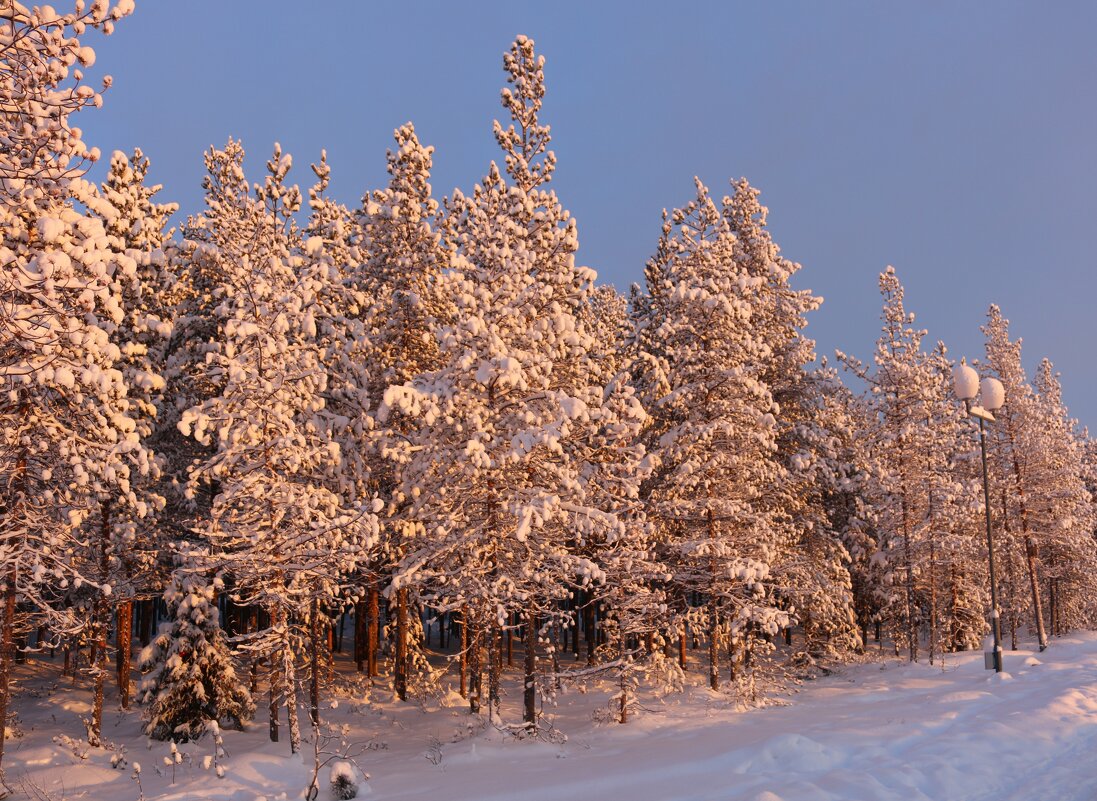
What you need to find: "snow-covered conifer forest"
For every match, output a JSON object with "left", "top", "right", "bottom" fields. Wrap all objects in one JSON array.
[{"left": 3, "top": 5, "right": 1096, "bottom": 800}]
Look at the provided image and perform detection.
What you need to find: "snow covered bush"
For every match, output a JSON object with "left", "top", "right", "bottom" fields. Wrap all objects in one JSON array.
[{"left": 329, "top": 760, "right": 359, "bottom": 800}]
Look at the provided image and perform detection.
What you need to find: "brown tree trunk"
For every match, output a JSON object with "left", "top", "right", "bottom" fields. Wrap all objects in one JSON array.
[
  {"left": 1007, "top": 428, "right": 1049, "bottom": 650},
  {"left": 707, "top": 510, "right": 719, "bottom": 689},
  {"left": 283, "top": 638, "right": 301, "bottom": 753},
  {"left": 929, "top": 538, "right": 937, "bottom": 666},
  {"left": 309, "top": 599, "right": 321, "bottom": 727},
  {"left": 523, "top": 605, "right": 537, "bottom": 728},
  {"left": 458, "top": 607, "right": 468, "bottom": 698},
  {"left": 268, "top": 659, "right": 280, "bottom": 743},
  {"left": 551, "top": 620, "right": 561, "bottom": 690},
  {"left": 354, "top": 599, "right": 366, "bottom": 672},
  {"left": 902, "top": 494, "right": 917, "bottom": 662},
  {"left": 117, "top": 599, "right": 133, "bottom": 708},
  {"left": 487, "top": 622, "right": 500, "bottom": 718},
  {"left": 1023, "top": 536, "right": 1048, "bottom": 650},
  {"left": 0, "top": 422, "right": 30, "bottom": 776},
  {"left": 89, "top": 499, "right": 113, "bottom": 746},
  {"left": 138, "top": 598, "right": 155, "bottom": 646},
  {"left": 0, "top": 567, "right": 16, "bottom": 775},
  {"left": 89, "top": 617, "right": 108, "bottom": 746},
  {"left": 468, "top": 621, "right": 481, "bottom": 714},
  {"left": 619, "top": 671, "right": 628, "bottom": 724},
  {"left": 0, "top": 436, "right": 27, "bottom": 772},
  {"left": 949, "top": 566, "right": 960, "bottom": 651},
  {"left": 367, "top": 586, "right": 379, "bottom": 678},
  {"left": 585, "top": 603, "right": 596, "bottom": 665},
  {"left": 394, "top": 587, "right": 408, "bottom": 701},
  {"left": 708, "top": 598, "right": 719, "bottom": 691}
]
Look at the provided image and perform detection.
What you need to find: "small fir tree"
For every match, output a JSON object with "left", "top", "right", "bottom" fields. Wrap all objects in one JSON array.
[{"left": 138, "top": 571, "right": 254, "bottom": 741}]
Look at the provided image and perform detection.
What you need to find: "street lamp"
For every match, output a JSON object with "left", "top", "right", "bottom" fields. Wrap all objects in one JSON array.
[{"left": 952, "top": 362, "right": 1005, "bottom": 672}]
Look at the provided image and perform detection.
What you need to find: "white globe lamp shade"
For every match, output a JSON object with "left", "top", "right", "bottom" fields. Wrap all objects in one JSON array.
[
  {"left": 952, "top": 363, "right": 979, "bottom": 401},
  {"left": 980, "top": 377, "right": 1005, "bottom": 412}
]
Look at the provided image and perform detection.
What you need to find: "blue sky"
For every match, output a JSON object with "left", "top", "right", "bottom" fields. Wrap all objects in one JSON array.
[{"left": 83, "top": 1, "right": 1096, "bottom": 427}]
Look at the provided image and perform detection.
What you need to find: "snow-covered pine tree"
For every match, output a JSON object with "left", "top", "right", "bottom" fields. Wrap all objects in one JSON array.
[
  {"left": 179, "top": 143, "right": 379, "bottom": 753},
  {"left": 1029, "top": 359, "right": 1097, "bottom": 633},
  {"left": 839, "top": 267, "right": 942, "bottom": 662},
  {"left": 0, "top": 0, "right": 144, "bottom": 766},
  {"left": 981, "top": 305, "right": 1050, "bottom": 650},
  {"left": 381, "top": 36, "right": 617, "bottom": 728},
  {"left": 920, "top": 345, "right": 986, "bottom": 660},
  {"left": 304, "top": 150, "right": 357, "bottom": 272},
  {"left": 633, "top": 179, "right": 788, "bottom": 693},
  {"left": 357, "top": 123, "right": 452, "bottom": 702},
  {"left": 91, "top": 147, "right": 178, "bottom": 710},
  {"left": 573, "top": 287, "right": 678, "bottom": 722},
  {"left": 137, "top": 570, "right": 254, "bottom": 741},
  {"left": 156, "top": 140, "right": 255, "bottom": 551},
  {"left": 722, "top": 179, "right": 859, "bottom": 662},
  {"left": 302, "top": 151, "right": 382, "bottom": 684},
  {"left": 808, "top": 363, "right": 884, "bottom": 653}
]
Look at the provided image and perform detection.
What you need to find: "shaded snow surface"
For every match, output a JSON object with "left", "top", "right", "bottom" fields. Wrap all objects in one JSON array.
[{"left": 8, "top": 634, "right": 1097, "bottom": 801}]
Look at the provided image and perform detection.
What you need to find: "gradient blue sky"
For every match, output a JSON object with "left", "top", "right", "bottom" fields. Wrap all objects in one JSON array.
[{"left": 82, "top": 1, "right": 1096, "bottom": 427}]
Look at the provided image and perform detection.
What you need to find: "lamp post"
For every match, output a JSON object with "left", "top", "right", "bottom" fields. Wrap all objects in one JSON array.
[{"left": 952, "top": 362, "right": 1005, "bottom": 673}]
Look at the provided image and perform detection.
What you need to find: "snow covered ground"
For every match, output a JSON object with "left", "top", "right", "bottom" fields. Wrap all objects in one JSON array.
[{"left": 8, "top": 634, "right": 1097, "bottom": 801}]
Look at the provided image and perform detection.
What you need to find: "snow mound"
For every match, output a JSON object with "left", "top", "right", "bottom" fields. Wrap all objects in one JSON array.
[{"left": 731, "top": 733, "right": 846, "bottom": 775}]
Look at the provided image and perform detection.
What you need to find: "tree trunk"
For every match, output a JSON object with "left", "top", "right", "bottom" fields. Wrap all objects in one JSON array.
[
  {"left": 138, "top": 598, "right": 154, "bottom": 646},
  {"left": 707, "top": 509, "right": 719, "bottom": 689},
  {"left": 487, "top": 622, "right": 500, "bottom": 719},
  {"left": 458, "top": 608, "right": 468, "bottom": 698},
  {"left": 929, "top": 538, "right": 937, "bottom": 666},
  {"left": 468, "top": 621, "right": 481, "bottom": 714},
  {"left": 309, "top": 599, "right": 321, "bottom": 727},
  {"left": 585, "top": 603, "right": 596, "bottom": 665},
  {"left": 523, "top": 606, "right": 537, "bottom": 728},
  {"left": 1008, "top": 434, "right": 1049, "bottom": 650},
  {"left": 948, "top": 566, "right": 960, "bottom": 651},
  {"left": 394, "top": 587, "right": 408, "bottom": 701},
  {"left": 0, "top": 566, "right": 16, "bottom": 776},
  {"left": 1047, "top": 578, "right": 1055, "bottom": 638},
  {"left": 367, "top": 586, "right": 379, "bottom": 678},
  {"left": 1023, "top": 536, "right": 1048, "bottom": 650},
  {"left": 708, "top": 598, "right": 719, "bottom": 691},
  {"left": 902, "top": 493, "right": 917, "bottom": 662},
  {"left": 619, "top": 671, "right": 628, "bottom": 724},
  {"left": 0, "top": 427, "right": 30, "bottom": 776},
  {"left": 551, "top": 621, "right": 561, "bottom": 690},
  {"left": 269, "top": 658, "right": 280, "bottom": 743},
  {"left": 283, "top": 635, "right": 301, "bottom": 753},
  {"left": 354, "top": 600, "right": 366, "bottom": 672},
  {"left": 117, "top": 599, "right": 132, "bottom": 708},
  {"left": 573, "top": 603, "right": 581, "bottom": 659},
  {"left": 89, "top": 499, "right": 113, "bottom": 746}
]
